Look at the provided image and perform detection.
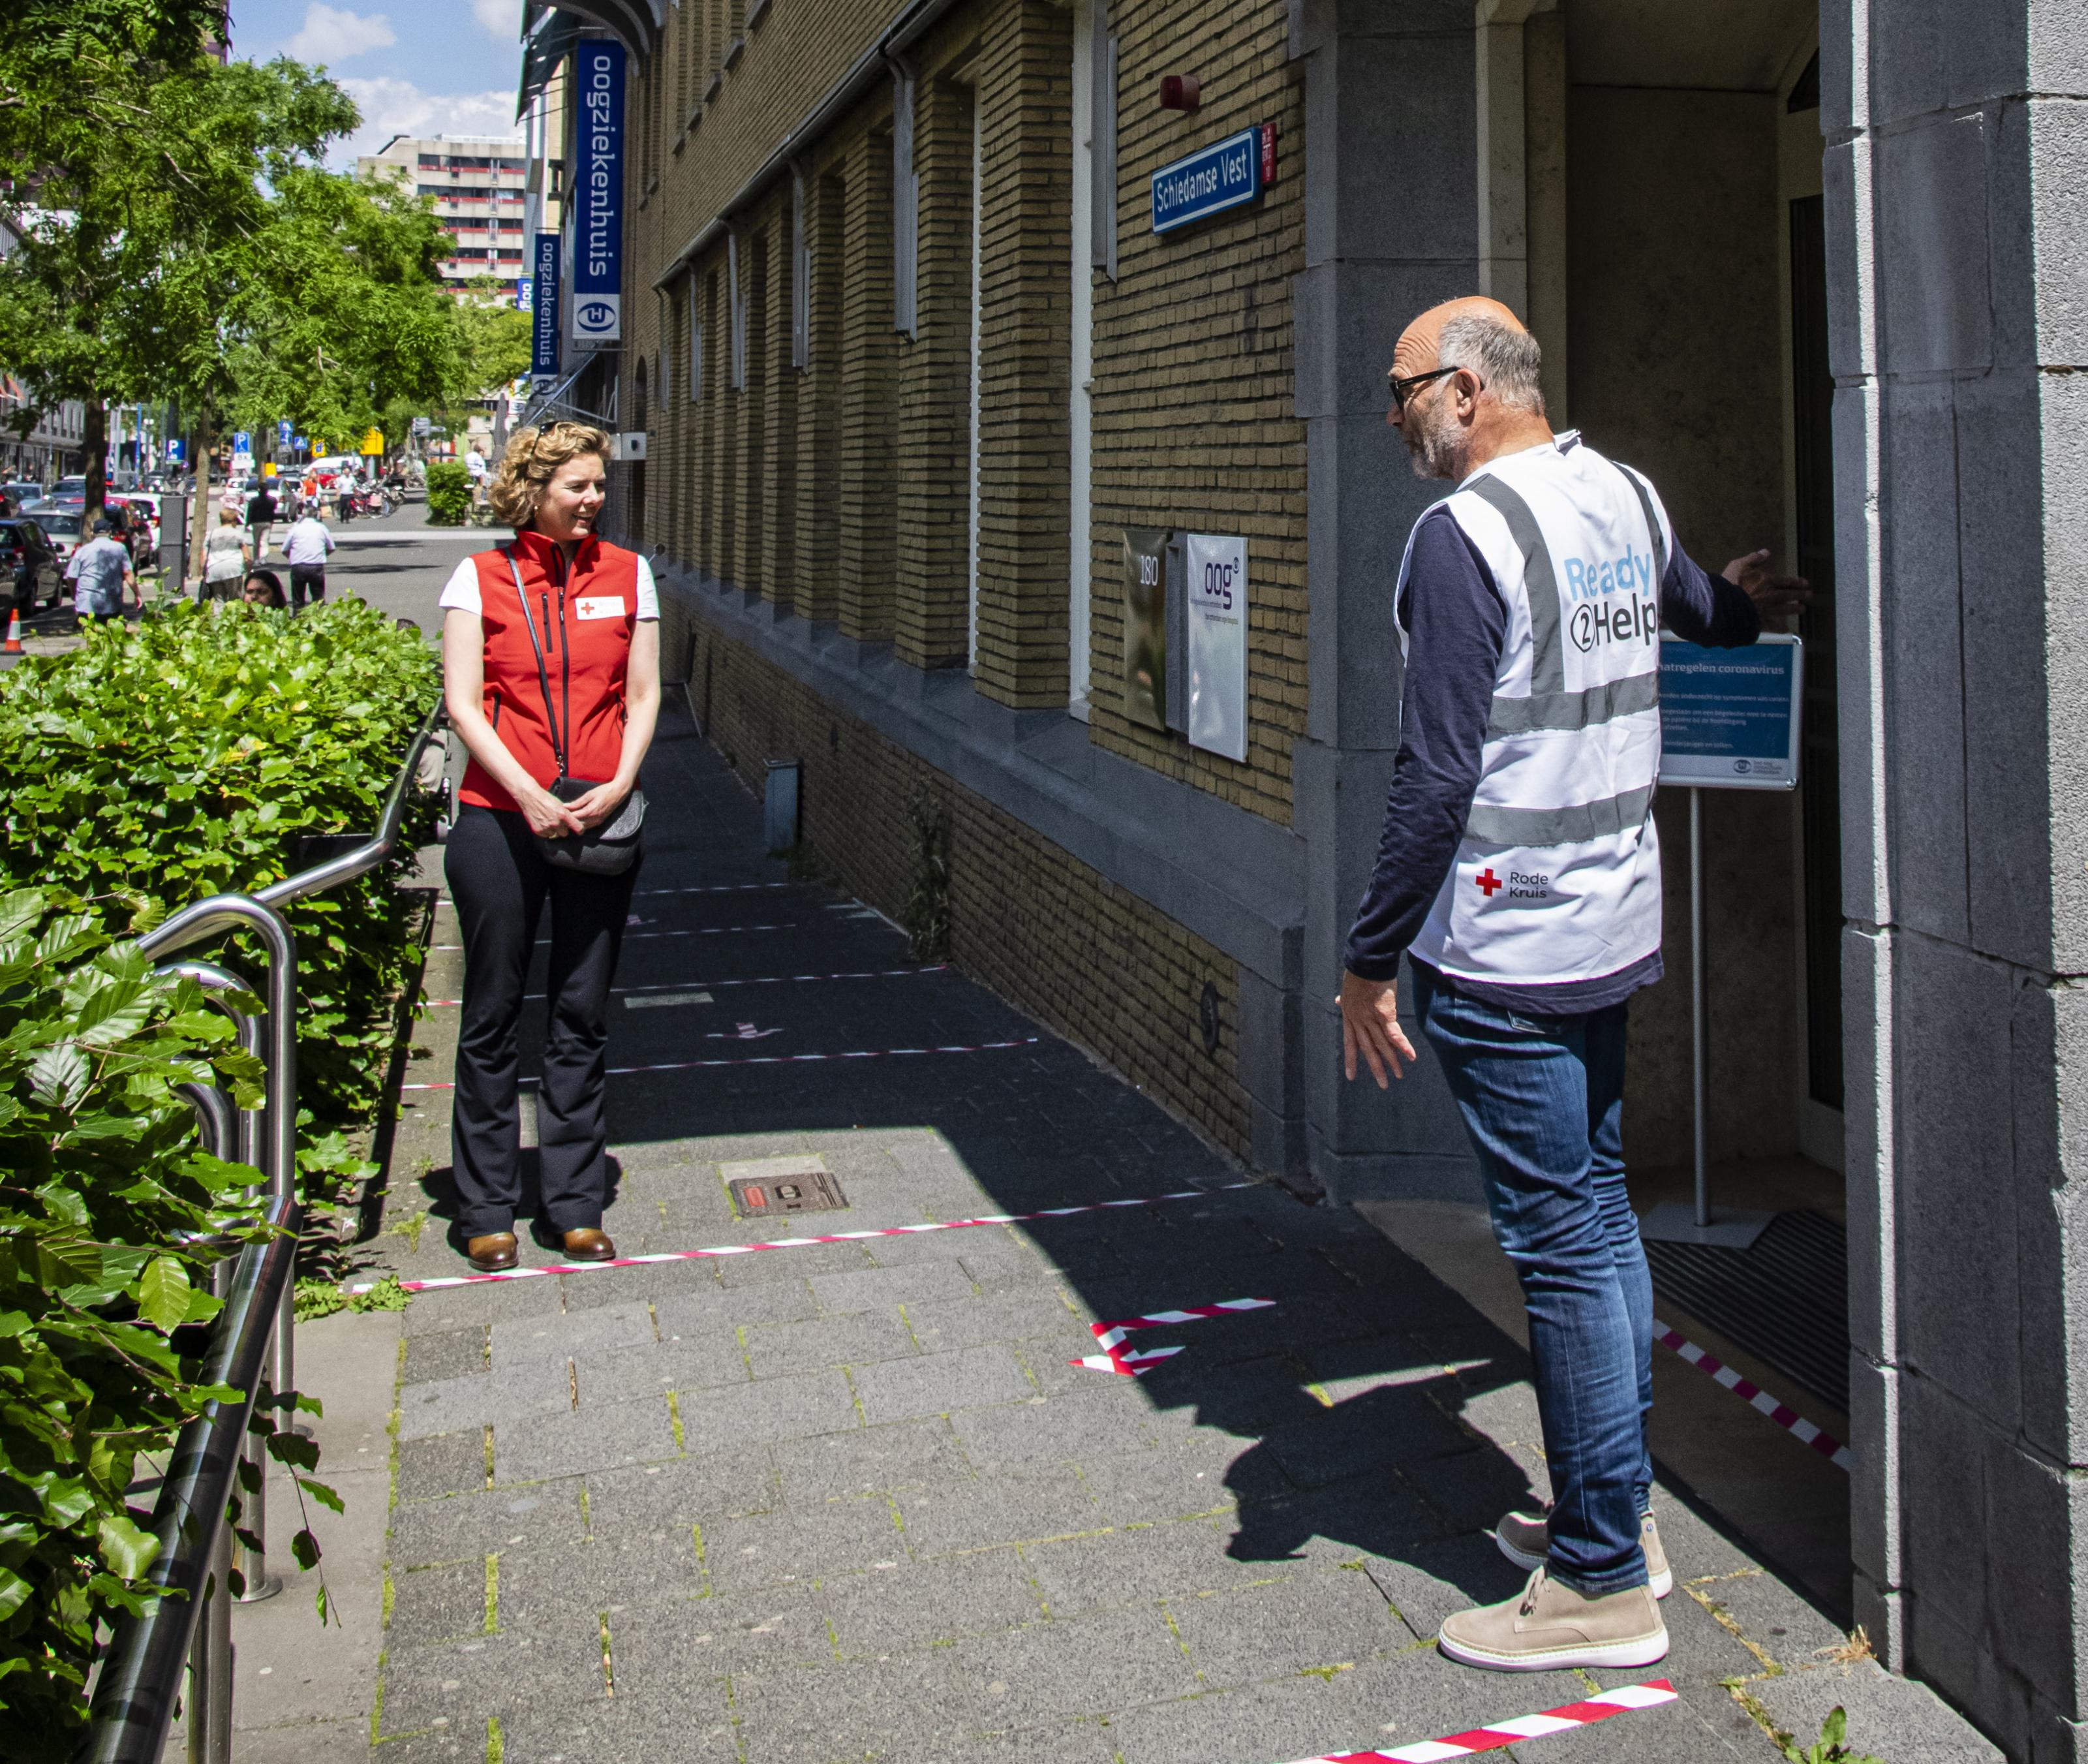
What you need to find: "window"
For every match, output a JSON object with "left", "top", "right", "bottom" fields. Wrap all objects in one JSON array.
[
  {"left": 891, "top": 64, "right": 918, "bottom": 336},
  {"left": 689, "top": 296, "right": 703, "bottom": 402}
]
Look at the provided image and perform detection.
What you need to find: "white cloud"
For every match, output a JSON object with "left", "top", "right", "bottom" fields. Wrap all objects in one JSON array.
[
  {"left": 285, "top": 3, "right": 397, "bottom": 62},
  {"left": 469, "top": 0, "right": 523, "bottom": 40},
  {"left": 333, "top": 76, "right": 517, "bottom": 166}
]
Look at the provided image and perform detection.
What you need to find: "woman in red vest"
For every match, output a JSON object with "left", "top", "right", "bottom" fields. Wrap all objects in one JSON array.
[{"left": 438, "top": 421, "right": 661, "bottom": 1271}]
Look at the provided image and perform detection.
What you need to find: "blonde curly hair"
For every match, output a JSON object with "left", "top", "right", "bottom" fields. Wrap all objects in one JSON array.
[{"left": 487, "top": 420, "right": 612, "bottom": 529}]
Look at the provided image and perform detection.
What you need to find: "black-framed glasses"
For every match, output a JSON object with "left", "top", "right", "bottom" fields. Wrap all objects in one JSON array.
[{"left": 1387, "top": 364, "right": 1459, "bottom": 410}]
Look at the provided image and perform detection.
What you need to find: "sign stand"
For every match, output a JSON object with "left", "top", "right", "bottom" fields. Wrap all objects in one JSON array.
[{"left": 1639, "top": 634, "right": 1804, "bottom": 1252}]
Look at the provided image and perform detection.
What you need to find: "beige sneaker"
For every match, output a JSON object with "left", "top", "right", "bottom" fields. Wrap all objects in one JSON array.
[
  {"left": 1494, "top": 1506, "right": 1672, "bottom": 1598},
  {"left": 1439, "top": 1565, "right": 1669, "bottom": 1671}
]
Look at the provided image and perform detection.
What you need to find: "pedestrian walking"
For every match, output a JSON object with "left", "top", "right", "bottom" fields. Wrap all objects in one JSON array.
[
  {"left": 245, "top": 480, "right": 278, "bottom": 561},
  {"left": 438, "top": 420, "right": 661, "bottom": 1272},
  {"left": 200, "top": 507, "right": 251, "bottom": 602},
  {"left": 1337, "top": 298, "right": 1809, "bottom": 1673},
  {"left": 65, "top": 516, "right": 134, "bottom": 621},
  {"left": 281, "top": 506, "right": 336, "bottom": 610}
]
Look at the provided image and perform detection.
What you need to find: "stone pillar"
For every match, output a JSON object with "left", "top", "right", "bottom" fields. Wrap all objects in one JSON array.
[
  {"left": 1831, "top": 2, "right": 2088, "bottom": 1754},
  {"left": 1289, "top": 0, "right": 1488, "bottom": 1198}
]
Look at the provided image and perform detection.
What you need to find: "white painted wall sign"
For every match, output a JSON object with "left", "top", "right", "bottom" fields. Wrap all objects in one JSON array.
[{"left": 1184, "top": 533, "right": 1248, "bottom": 761}]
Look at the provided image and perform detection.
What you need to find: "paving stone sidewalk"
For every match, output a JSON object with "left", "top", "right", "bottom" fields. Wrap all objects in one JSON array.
[{"left": 331, "top": 704, "right": 1974, "bottom": 1764}]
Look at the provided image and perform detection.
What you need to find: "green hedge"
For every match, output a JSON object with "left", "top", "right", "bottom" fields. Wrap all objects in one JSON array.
[
  {"left": 423, "top": 459, "right": 470, "bottom": 525},
  {"left": 0, "top": 890, "right": 278, "bottom": 1756},
  {"left": 0, "top": 601, "right": 440, "bottom": 1225},
  {"left": 0, "top": 601, "right": 438, "bottom": 1752}
]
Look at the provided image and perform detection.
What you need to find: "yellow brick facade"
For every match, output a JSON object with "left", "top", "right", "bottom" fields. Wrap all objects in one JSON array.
[{"left": 611, "top": 0, "right": 1304, "bottom": 1163}]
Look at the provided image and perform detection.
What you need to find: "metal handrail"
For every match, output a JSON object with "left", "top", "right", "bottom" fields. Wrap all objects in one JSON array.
[
  {"left": 254, "top": 700, "right": 444, "bottom": 909},
  {"left": 78, "top": 1194, "right": 304, "bottom": 1764},
  {"left": 80, "top": 703, "right": 445, "bottom": 1759}
]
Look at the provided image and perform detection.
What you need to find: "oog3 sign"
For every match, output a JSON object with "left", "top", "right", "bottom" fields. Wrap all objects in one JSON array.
[{"left": 1184, "top": 534, "right": 1247, "bottom": 761}]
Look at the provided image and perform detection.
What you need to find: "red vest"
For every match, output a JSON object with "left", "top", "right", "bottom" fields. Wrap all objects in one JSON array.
[{"left": 460, "top": 530, "right": 641, "bottom": 812}]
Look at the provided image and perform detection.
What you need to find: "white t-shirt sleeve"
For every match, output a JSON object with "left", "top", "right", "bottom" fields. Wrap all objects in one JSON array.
[
  {"left": 634, "top": 554, "right": 660, "bottom": 621},
  {"left": 438, "top": 557, "right": 482, "bottom": 615}
]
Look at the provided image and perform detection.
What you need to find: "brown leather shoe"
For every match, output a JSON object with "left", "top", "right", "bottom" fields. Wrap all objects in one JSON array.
[
  {"left": 561, "top": 1228, "right": 616, "bottom": 1261},
  {"left": 466, "top": 1231, "right": 518, "bottom": 1271}
]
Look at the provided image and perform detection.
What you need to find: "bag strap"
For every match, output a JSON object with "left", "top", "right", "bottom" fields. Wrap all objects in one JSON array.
[{"left": 503, "top": 547, "right": 567, "bottom": 777}]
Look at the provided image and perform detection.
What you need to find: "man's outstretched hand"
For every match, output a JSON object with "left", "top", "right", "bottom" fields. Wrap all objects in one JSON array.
[
  {"left": 1723, "top": 548, "right": 1811, "bottom": 621},
  {"left": 1339, "top": 970, "right": 1417, "bottom": 1089}
]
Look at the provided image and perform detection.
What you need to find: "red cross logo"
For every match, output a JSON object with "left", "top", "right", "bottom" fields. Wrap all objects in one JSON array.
[{"left": 1475, "top": 868, "right": 1503, "bottom": 898}]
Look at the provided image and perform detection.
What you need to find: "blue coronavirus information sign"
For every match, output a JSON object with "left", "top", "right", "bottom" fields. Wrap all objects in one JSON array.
[
  {"left": 571, "top": 38, "right": 625, "bottom": 343},
  {"left": 1657, "top": 633, "right": 1804, "bottom": 789},
  {"left": 531, "top": 232, "right": 562, "bottom": 376},
  {"left": 1151, "top": 128, "right": 1262, "bottom": 234}
]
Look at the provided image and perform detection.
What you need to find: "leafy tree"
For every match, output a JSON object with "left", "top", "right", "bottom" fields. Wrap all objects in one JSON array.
[{"left": 0, "top": 29, "right": 455, "bottom": 560}]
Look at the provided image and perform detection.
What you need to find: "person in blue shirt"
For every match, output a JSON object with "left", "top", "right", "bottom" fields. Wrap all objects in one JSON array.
[
  {"left": 65, "top": 518, "right": 134, "bottom": 621},
  {"left": 1338, "top": 296, "right": 1807, "bottom": 1673}
]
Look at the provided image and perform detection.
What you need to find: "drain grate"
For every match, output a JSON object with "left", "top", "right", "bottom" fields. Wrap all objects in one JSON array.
[
  {"left": 729, "top": 1170, "right": 848, "bottom": 1217},
  {"left": 1644, "top": 1209, "right": 1849, "bottom": 1411}
]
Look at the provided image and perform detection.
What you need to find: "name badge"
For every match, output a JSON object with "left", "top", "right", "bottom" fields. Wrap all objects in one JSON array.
[{"left": 575, "top": 595, "right": 626, "bottom": 621}]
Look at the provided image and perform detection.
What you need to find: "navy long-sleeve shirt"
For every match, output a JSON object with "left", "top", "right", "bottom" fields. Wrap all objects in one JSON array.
[{"left": 1343, "top": 502, "right": 1762, "bottom": 1015}]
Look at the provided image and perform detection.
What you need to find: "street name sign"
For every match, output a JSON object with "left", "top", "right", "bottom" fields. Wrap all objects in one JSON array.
[
  {"left": 1152, "top": 128, "right": 1264, "bottom": 234},
  {"left": 1657, "top": 632, "right": 1803, "bottom": 790}
]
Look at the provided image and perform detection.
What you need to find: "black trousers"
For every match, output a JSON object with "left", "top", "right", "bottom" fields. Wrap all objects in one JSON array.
[
  {"left": 444, "top": 805, "right": 639, "bottom": 1237},
  {"left": 290, "top": 564, "right": 325, "bottom": 608}
]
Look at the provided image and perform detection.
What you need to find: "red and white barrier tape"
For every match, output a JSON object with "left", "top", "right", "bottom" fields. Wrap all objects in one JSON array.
[
  {"left": 399, "top": 1035, "right": 1040, "bottom": 1092},
  {"left": 344, "top": 1181, "right": 1256, "bottom": 1293},
  {"left": 1073, "top": 1297, "right": 1276, "bottom": 1376},
  {"left": 420, "top": 964, "right": 947, "bottom": 1008},
  {"left": 1295, "top": 1679, "right": 1676, "bottom": 1763},
  {"left": 1655, "top": 1318, "right": 1852, "bottom": 1472}
]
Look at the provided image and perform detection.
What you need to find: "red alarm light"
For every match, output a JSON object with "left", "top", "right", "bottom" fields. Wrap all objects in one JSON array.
[{"left": 1159, "top": 74, "right": 1201, "bottom": 113}]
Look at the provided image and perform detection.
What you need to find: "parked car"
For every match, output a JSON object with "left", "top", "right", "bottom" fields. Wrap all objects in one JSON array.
[
  {"left": 26, "top": 508, "right": 83, "bottom": 570},
  {"left": 0, "top": 518, "right": 59, "bottom": 610},
  {"left": 2, "top": 481, "right": 43, "bottom": 510}
]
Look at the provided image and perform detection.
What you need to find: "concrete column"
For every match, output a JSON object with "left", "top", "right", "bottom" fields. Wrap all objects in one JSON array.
[
  {"left": 1832, "top": 2, "right": 2088, "bottom": 1754},
  {"left": 1471, "top": 0, "right": 1554, "bottom": 319},
  {"left": 1291, "top": 0, "right": 1489, "bottom": 1199}
]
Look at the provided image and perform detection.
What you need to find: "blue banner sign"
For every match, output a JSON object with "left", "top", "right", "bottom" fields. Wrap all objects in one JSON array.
[
  {"left": 572, "top": 39, "right": 625, "bottom": 343},
  {"left": 1151, "top": 127, "right": 1263, "bottom": 235},
  {"left": 531, "top": 231, "right": 562, "bottom": 376},
  {"left": 1657, "top": 633, "right": 1803, "bottom": 790}
]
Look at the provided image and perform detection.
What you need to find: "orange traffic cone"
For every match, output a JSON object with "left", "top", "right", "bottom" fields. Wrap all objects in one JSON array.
[{"left": 3, "top": 609, "right": 22, "bottom": 654}]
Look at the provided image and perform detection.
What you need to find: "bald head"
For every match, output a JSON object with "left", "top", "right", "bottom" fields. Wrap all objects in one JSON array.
[
  {"left": 1392, "top": 296, "right": 1527, "bottom": 381},
  {"left": 1387, "top": 294, "right": 1552, "bottom": 480}
]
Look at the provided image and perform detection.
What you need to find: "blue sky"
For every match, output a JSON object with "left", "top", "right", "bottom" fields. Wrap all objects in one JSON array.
[{"left": 228, "top": 0, "right": 528, "bottom": 166}]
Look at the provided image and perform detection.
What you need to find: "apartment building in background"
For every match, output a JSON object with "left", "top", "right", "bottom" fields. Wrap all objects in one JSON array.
[
  {"left": 357, "top": 131, "right": 529, "bottom": 288},
  {"left": 517, "top": 2, "right": 2088, "bottom": 1756}
]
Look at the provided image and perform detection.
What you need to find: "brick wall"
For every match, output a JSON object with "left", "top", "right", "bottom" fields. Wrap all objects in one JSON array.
[
  {"left": 675, "top": 602, "right": 1252, "bottom": 1159},
  {"left": 615, "top": 0, "right": 1302, "bottom": 1164}
]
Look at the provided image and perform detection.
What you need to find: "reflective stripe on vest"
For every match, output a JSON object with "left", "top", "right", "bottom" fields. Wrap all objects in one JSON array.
[{"left": 1399, "top": 435, "right": 1671, "bottom": 988}]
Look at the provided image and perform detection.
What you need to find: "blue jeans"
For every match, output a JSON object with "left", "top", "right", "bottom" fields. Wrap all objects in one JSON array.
[{"left": 1412, "top": 964, "right": 1652, "bottom": 1594}]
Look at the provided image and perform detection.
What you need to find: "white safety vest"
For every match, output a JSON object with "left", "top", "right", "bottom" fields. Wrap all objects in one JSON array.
[{"left": 1400, "top": 432, "right": 1674, "bottom": 988}]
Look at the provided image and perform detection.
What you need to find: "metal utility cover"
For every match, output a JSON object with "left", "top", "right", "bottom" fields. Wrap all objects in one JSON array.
[{"left": 729, "top": 1170, "right": 848, "bottom": 1217}]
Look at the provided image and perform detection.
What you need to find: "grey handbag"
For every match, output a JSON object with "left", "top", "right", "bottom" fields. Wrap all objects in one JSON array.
[{"left": 504, "top": 548, "right": 645, "bottom": 874}]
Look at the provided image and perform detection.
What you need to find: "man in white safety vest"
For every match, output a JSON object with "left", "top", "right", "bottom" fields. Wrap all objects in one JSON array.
[{"left": 1338, "top": 297, "right": 1807, "bottom": 1673}]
